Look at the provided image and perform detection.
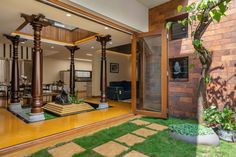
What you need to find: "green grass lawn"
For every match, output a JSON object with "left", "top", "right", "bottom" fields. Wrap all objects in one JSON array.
[{"left": 29, "top": 117, "right": 236, "bottom": 157}]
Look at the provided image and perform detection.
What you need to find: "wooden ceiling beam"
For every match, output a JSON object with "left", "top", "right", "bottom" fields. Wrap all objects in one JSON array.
[{"left": 39, "top": 0, "right": 137, "bottom": 35}]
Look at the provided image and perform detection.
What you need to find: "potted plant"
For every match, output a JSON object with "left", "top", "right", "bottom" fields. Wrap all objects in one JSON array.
[
  {"left": 217, "top": 107, "right": 236, "bottom": 142},
  {"left": 204, "top": 106, "right": 236, "bottom": 142}
]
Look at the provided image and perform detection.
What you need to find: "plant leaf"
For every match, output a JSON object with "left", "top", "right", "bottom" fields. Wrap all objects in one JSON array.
[
  {"left": 166, "top": 22, "right": 173, "bottom": 30},
  {"left": 177, "top": 5, "right": 183, "bottom": 12}
]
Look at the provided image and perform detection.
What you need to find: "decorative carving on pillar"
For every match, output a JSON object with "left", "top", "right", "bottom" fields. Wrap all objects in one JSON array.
[
  {"left": 4, "top": 35, "right": 26, "bottom": 104},
  {"left": 96, "top": 35, "right": 111, "bottom": 103},
  {"left": 65, "top": 46, "right": 80, "bottom": 96},
  {"left": 21, "top": 14, "right": 51, "bottom": 113}
]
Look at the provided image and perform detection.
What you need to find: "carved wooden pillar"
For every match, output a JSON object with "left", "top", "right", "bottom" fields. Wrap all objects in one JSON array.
[
  {"left": 96, "top": 35, "right": 111, "bottom": 103},
  {"left": 4, "top": 35, "right": 26, "bottom": 104},
  {"left": 21, "top": 14, "right": 50, "bottom": 113},
  {"left": 65, "top": 46, "right": 80, "bottom": 96}
]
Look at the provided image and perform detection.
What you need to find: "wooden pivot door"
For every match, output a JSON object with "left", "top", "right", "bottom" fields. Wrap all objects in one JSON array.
[{"left": 134, "top": 29, "right": 168, "bottom": 118}]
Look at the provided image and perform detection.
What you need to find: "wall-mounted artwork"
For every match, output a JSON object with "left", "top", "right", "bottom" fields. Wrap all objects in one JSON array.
[
  {"left": 169, "top": 57, "right": 189, "bottom": 81},
  {"left": 110, "top": 63, "right": 119, "bottom": 73}
]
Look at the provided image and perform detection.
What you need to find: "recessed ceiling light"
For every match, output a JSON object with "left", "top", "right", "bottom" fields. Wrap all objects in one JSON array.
[
  {"left": 86, "top": 53, "right": 93, "bottom": 56},
  {"left": 91, "top": 46, "right": 94, "bottom": 49},
  {"left": 51, "top": 46, "right": 54, "bottom": 49},
  {"left": 66, "top": 13, "right": 71, "bottom": 17},
  {"left": 104, "top": 27, "right": 109, "bottom": 30}
]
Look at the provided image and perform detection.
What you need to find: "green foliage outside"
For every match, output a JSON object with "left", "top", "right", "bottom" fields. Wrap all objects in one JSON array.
[
  {"left": 169, "top": 124, "right": 214, "bottom": 136},
  {"left": 29, "top": 117, "right": 236, "bottom": 157},
  {"left": 166, "top": 0, "right": 232, "bottom": 122},
  {"left": 204, "top": 106, "right": 236, "bottom": 130}
]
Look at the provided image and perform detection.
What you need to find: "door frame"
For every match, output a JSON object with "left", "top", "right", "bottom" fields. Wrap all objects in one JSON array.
[{"left": 131, "top": 29, "right": 168, "bottom": 119}]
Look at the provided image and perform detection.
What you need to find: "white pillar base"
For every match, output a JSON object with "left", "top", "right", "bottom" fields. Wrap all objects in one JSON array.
[
  {"left": 28, "top": 112, "right": 45, "bottom": 122},
  {"left": 9, "top": 103, "right": 22, "bottom": 113},
  {"left": 97, "top": 102, "right": 109, "bottom": 109}
]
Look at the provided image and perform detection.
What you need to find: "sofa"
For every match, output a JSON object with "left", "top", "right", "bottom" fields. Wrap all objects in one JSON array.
[{"left": 107, "top": 81, "right": 131, "bottom": 100}]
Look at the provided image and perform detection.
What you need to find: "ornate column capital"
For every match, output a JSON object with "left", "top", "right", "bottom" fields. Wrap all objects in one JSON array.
[
  {"left": 65, "top": 46, "right": 80, "bottom": 53},
  {"left": 3, "top": 34, "right": 26, "bottom": 45},
  {"left": 96, "top": 35, "right": 111, "bottom": 46},
  {"left": 21, "top": 13, "right": 51, "bottom": 28}
]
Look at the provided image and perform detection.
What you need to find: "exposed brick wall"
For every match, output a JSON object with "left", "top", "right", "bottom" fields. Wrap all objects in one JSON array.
[{"left": 149, "top": 0, "right": 236, "bottom": 118}]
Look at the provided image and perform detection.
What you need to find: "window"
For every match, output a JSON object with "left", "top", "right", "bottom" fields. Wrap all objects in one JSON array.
[{"left": 167, "top": 14, "right": 188, "bottom": 40}]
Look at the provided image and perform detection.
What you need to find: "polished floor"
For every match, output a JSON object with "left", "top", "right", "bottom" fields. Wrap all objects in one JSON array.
[{"left": 0, "top": 98, "right": 131, "bottom": 149}]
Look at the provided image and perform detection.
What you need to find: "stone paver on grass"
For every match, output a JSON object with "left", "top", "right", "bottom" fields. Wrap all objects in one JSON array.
[
  {"left": 132, "top": 128, "right": 156, "bottom": 138},
  {"left": 48, "top": 142, "right": 85, "bottom": 157},
  {"left": 115, "top": 133, "right": 145, "bottom": 146},
  {"left": 93, "top": 141, "right": 128, "bottom": 157},
  {"left": 131, "top": 120, "right": 151, "bottom": 126},
  {"left": 123, "top": 150, "right": 148, "bottom": 157},
  {"left": 146, "top": 123, "right": 168, "bottom": 131}
]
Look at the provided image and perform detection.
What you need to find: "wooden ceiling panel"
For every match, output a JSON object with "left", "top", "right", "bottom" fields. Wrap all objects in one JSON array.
[{"left": 17, "top": 23, "right": 97, "bottom": 44}]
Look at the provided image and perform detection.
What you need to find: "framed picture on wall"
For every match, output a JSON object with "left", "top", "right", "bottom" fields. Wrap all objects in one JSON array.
[
  {"left": 169, "top": 57, "right": 189, "bottom": 81},
  {"left": 110, "top": 63, "right": 119, "bottom": 73}
]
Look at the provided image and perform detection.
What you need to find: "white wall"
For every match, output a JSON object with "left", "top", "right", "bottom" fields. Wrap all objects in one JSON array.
[
  {"left": 70, "top": 0, "right": 149, "bottom": 32},
  {"left": 92, "top": 51, "right": 131, "bottom": 96},
  {"left": 43, "top": 57, "right": 92, "bottom": 84}
]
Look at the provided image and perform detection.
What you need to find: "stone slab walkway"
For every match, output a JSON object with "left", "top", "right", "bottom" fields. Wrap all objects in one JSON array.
[
  {"left": 132, "top": 128, "right": 156, "bottom": 138},
  {"left": 123, "top": 150, "right": 148, "bottom": 157},
  {"left": 115, "top": 133, "right": 145, "bottom": 146},
  {"left": 46, "top": 120, "right": 168, "bottom": 157},
  {"left": 93, "top": 141, "right": 128, "bottom": 157},
  {"left": 48, "top": 142, "right": 85, "bottom": 157}
]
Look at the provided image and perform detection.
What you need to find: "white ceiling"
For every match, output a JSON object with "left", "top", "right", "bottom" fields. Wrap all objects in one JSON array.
[
  {"left": 137, "top": 0, "right": 170, "bottom": 8},
  {"left": 0, "top": 0, "right": 132, "bottom": 60}
]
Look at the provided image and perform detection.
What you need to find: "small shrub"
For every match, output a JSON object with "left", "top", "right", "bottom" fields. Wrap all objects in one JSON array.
[
  {"left": 203, "top": 105, "right": 221, "bottom": 127},
  {"left": 169, "top": 124, "right": 215, "bottom": 136},
  {"left": 204, "top": 106, "right": 236, "bottom": 131}
]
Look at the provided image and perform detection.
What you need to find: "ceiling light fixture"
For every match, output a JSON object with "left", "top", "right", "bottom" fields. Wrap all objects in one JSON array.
[
  {"left": 91, "top": 46, "right": 94, "bottom": 49},
  {"left": 105, "top": 27, "right": 109, "bottom": 30},
  {"left": 51, "top": 46, "right": 54, "bottom": 49},
  {"left": 21, "top": 42, "right": 25, "bottom": 44},
  {"left": 66, "top": 13, "right": 71, "bottom": 17},
  {"left": 109, "top": 41, "right": 112, "bottom": 45},
  {"left": 54, "top": 22, "right": 65, "bottom": 28}
]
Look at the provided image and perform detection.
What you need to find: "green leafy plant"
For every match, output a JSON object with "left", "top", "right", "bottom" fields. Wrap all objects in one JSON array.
[
  {"left": 166, "top": 0, "right": 232, "bottom": 122},
  {"left": 219, "top": 107, "right": 236, "bottom": 130},
  {"left": 169, "top": 124, "right": 215, "bottom": 136},
  {"left": 203, "top": 105, "right": 221, "bottom": 127},
  {"left": 69, "top": 95, "right": 84, "bottom": 104},
  {"left": 204, "top": 106, "right": 236, "bottom": 131}
]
